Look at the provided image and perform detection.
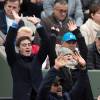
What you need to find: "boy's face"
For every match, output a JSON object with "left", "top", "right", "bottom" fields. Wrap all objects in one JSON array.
[
  {"left": 50, "top": 83, "right": 62, "bottom": 95},
  {"left": 62, "top": 41, "right": 77, "bottom": 51},
  {"left": 18, "top": 39, "right": 32, "bottom": 56}
]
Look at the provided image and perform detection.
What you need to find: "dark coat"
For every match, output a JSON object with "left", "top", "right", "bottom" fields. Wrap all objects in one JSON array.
[
  {"left": 0, "top": 10, "right": 7, "bottom": 35},
  {"left": 41, "top": 14, "right": 70, "bottom": 44},
  {"left": 36, "top": 66, "right": 89, "bottom": 100},
  {"left": 87, "top": 42, "right": 100, "bottom": 69},
  {"left": 5, "top": 25, "right": 49, "bottom": 100},
  {"left": 36, "top": 67, "right": 70, "bottom": 100},
  {"left": 20, "top": 1, "right": 43, "bottom": 18}
]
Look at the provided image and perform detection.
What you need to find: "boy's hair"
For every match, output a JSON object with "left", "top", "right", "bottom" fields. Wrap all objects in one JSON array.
[
  {"left": 89, "top": 3, "right": 100, "bottom": 18},
  {"left": 16, "top": 36, "right": 32, "bottom": 47}
]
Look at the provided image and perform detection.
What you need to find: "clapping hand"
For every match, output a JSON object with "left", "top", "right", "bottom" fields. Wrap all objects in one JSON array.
[
  {"left": 67, "top": 20, "right": 77, "bottom": 31},
  {"left": 27, "top": 15, "right": 41, "bottom": 25}
]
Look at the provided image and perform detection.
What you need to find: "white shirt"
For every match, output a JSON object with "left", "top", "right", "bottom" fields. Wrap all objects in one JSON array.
[{"left": 6, "top": 16, "right": 15, "bottom": 32}]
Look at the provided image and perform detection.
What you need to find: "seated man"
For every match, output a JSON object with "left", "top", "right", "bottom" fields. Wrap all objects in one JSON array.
[
  {"left": 42, "top": 0, "right": 84, "bottom": 26},
  {"left": 41, "top": 0, "right": 70, "bottom": 44}
]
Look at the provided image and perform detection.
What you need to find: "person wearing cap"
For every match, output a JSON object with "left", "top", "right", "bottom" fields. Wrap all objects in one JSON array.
[
  {"left": 62, "top": 32, "right": 77, "bottom": 52},
  {"left": 48, "top": 21, "right": 93, "bottom": 100},
  {"left": 87, "top": 31, "right": 100, "bottom": 69}
]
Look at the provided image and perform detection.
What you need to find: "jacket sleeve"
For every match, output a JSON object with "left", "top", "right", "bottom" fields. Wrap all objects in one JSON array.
[
  {"left": 72, "top": 28, "right": 88, "bottom": 61},
  {"left": 5, "top": 26, "right": 18, "bottom": 66},
  {"left": 36, "top": 26, "right": 50, "bottom": 64},
  {"left": 49, "top": 34, "right": 57, "bottom": 67}
]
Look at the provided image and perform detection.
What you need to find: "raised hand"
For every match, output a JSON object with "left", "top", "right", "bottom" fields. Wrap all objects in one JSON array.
[
  {"left": 72, "top": 51, "right": 86, "bottom": 69},
  {"left": 54, "top": 55, "right": 67, "bottom": 70},
  {"left": 67, "top": 20, "right": 77, "bottom": 31},
  {"left": 27, "top": 16, "right": 41, "bottom": 25},
  {"left": 12, "top": 10, "right": 21, "bottom": 23}
]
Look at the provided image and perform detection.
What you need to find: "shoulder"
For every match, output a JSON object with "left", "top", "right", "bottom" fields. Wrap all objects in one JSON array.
[
  {"left": 0, "top": 10, "right": 5, "bottom": 16},
  {"left": 0, "top": 10, "right": 6, "bottom": 22}
]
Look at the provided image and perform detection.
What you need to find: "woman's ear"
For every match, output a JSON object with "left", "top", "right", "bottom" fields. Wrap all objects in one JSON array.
[{"left": 91, "top": 13, "right": 94, "bottom": 19}]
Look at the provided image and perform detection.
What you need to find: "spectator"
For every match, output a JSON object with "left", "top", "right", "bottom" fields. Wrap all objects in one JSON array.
[
  {"left": 0, "top": 0, "right": 36, "bottom": 36},
  {"left": 41, "top": 0, "right": 84, "bottom": 26},
  {"left": 0, "top": 0, "right": 36, "bottom": 57},
  {"left": 80, "top": 3, "right": 100, "bottom": 45},
  {"left": 49, "top": 21, "right": 88, "bottom": 66},
  {"left": 0, "top": 0, "right": 21, "bottom": 58},
  {"left": 5, "top": 15, "right": 49, "bottom": 100},
  {"left": 87, "top": 31, "right": 100, "bottom": 69},
  {"left": 20, "top": 0, "right": 43, "bottom": 18},
  {"left": 36, "top": 48, "right": 89, "bottom": 100},
  {"left": 41, "top": 0, "right": 70, "bottom": 44},
  {"left": 0, "top": 0, "right": 20, "bottom": 35},
  {"left": 47, "top": 21, "right": 93, "bottom": 100}
]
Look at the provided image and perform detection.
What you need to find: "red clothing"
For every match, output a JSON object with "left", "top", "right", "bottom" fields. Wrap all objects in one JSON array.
[{"left": 32, "top": 44, "right": 40, "bottom": 54}]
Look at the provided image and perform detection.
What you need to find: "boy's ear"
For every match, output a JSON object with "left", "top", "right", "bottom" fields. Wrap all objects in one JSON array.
[{"left": 15, "top": 46, "right": 20, "bottom": 53}]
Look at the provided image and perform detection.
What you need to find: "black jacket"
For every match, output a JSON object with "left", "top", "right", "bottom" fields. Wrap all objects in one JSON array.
[
  {"left": 36, "top": 67, "right": 89, "bottom": 100},
  {"left": 87, "top": 42, "right": 100, "bottom": 69},
  {"left": 36, "top": 67, "right": 69, "bottom": 100},
  {"left": 5, "top": 25, "right": 49, "bottom": 100},
  {"left": 0, "top": 10, "right": 7, "bottom": 35}
]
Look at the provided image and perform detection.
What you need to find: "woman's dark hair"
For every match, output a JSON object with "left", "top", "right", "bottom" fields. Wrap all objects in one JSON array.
[
  {"left": 16, "top": 36, "right": 32, "bottom": 47},
  {"left": 89, "top": 3, "right": 100, "bottom": 18}
]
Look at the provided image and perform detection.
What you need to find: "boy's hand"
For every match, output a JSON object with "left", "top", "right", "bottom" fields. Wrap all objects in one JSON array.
[{"left": 54, "top": 55, "right": 67, "bottom": 70}]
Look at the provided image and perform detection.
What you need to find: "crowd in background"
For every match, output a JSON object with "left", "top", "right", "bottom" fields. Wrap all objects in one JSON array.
[{"left": 0, "top": 0, "right": 100, "bottom": 100}]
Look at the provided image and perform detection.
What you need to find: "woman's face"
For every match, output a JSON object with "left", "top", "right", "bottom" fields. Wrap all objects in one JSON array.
[{"left": 92, "top": 10, "right": 100, "bottom": 24}]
